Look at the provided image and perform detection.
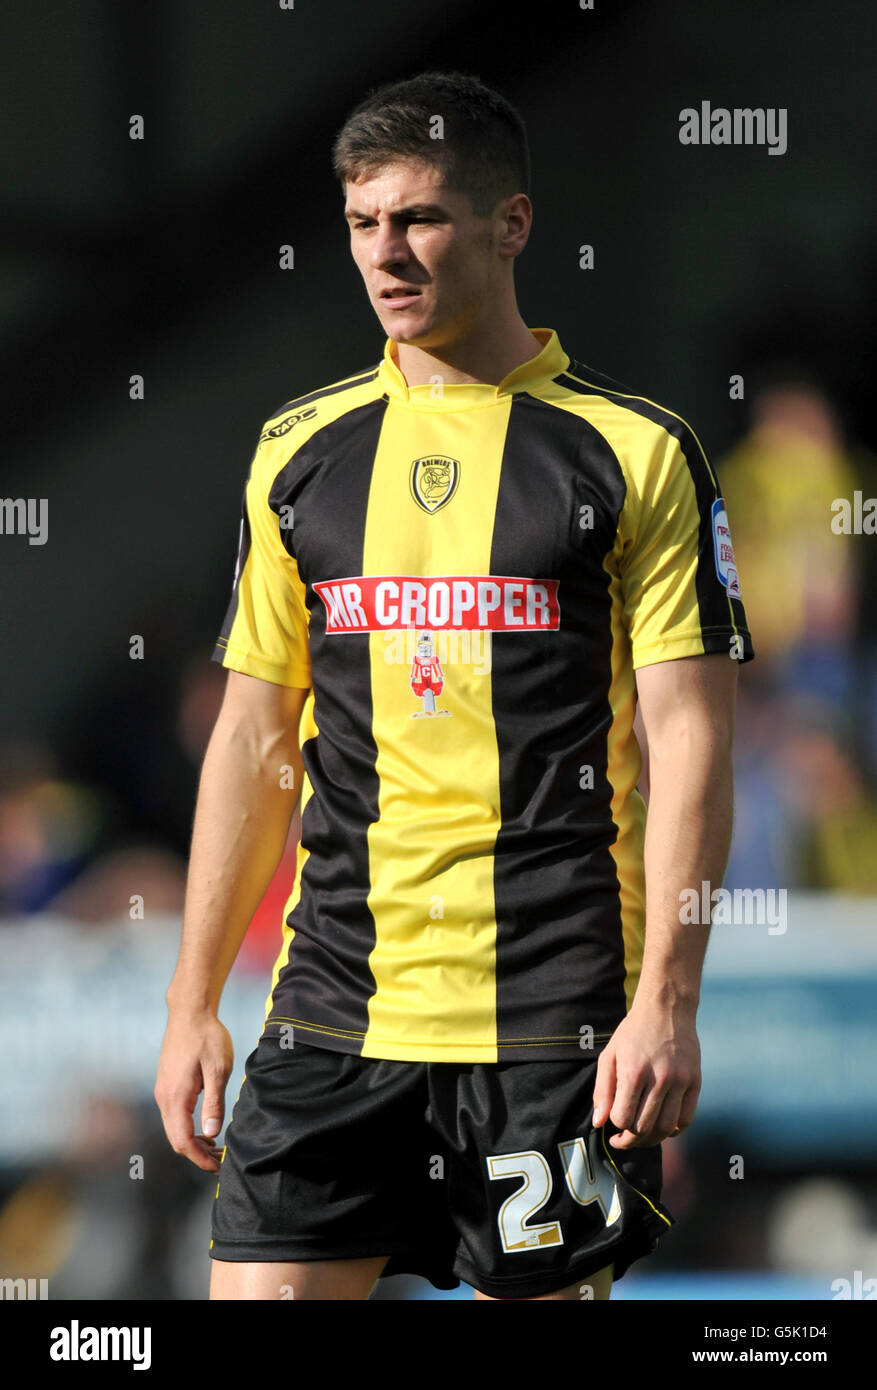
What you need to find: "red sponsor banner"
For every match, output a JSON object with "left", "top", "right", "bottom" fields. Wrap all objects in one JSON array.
[{"left": 314, "top": 574, "right": 560, "bottom": 634}]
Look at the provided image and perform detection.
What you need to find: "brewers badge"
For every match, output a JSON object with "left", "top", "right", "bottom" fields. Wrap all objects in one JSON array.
[{"left": 409, "top": 455, "right": 460, "bottom": 514}]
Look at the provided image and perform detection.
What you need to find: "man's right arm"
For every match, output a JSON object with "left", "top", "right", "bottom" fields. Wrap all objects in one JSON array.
[{"left": 154, "top": 668, "right": 309, "bottom": 1172}]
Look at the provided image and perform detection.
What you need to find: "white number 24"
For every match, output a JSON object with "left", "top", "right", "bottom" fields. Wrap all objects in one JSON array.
[{"left": 486, "top": 1131, "right": 621, "bottom": 1253}]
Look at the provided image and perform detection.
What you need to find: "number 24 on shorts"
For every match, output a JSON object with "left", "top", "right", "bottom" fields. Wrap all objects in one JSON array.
[{"left": 487, "top": 1130, "right": 621, "bottom": 1253}]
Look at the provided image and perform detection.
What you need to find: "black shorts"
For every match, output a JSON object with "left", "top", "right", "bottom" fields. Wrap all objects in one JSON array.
[{"left": 210, "top": 1034, "right": 674, "bottom": 1299}]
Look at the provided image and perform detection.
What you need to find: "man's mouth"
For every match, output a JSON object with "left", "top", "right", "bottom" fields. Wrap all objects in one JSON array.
[{"left": 380, "top": 287, "right": 422, "bottom": 301}]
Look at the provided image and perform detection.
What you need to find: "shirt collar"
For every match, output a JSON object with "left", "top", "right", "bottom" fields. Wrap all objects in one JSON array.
[{"left": 377, "top": 327, "right": 570, "bottom": 409}]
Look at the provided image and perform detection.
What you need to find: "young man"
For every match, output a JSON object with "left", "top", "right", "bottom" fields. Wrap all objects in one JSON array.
[{"left": 155, "top": 71, "right": 753, "bottom": 1301}]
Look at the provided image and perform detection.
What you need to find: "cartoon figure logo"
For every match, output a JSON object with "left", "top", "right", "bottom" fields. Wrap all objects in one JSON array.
[{"left": 409, "top": 631, "right": 451, "bottom": 718}]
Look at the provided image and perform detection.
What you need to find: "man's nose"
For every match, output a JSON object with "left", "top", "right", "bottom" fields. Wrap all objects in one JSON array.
[{"left": 369, "top": 219, "right": 409, "bottom": 267}]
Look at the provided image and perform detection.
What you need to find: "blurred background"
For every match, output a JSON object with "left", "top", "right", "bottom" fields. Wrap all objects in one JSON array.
[{"left": 1, "top": 0, "right": 875, "bottom": 1300}]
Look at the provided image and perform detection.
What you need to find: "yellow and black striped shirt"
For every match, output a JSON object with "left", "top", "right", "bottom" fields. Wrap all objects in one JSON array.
[{"left": 212, "top": 327, "right": 753, "bottom": 1062}]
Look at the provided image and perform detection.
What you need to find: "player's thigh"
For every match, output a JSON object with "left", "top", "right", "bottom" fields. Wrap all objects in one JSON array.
[
  {"left": 473, "top": 1262, "right": 614, "bottom": 1301},
  {"left": 209, "top": 1254, "right": 391, "bottom": 1301}
]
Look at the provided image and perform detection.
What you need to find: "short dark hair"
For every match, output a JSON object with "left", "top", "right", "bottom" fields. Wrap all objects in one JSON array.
[{"left": 332, "top": 71, "right": 530, "bottom": 218}]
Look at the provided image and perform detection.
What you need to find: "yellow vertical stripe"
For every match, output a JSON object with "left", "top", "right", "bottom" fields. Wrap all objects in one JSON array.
[
  {"left": 603, "top": 562, "right": 647, "bottom": 1010},
  {"left": 359, "top": 404, "right": 510, "bottom": 1060}
]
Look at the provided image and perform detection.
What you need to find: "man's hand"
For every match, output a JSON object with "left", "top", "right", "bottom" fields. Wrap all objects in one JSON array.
[
  {"left": 591, "top": 1004, "right": 701, "bottom": 1149},
  {"left": 154, "top": 1011, "right": 234, "bottom": 1172}
]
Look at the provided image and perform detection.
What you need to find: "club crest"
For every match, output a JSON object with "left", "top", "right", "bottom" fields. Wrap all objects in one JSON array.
[{"left": 410, "top": 455, "right": 460, "bottom": 514}]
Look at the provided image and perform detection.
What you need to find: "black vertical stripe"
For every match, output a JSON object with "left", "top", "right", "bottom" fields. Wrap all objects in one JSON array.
[
  {"left": 488, "top": 394, "right": 629, "bottom": 1049},
  {"left": 263, "top": 399, "right": 389, "bottom": 1052},
  {"left": 212, "top": 473, "right": 253, "bottom": 657}
]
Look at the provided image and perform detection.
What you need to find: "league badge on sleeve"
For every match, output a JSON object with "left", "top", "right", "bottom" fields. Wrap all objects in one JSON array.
[{"left": 711, "top": 498, "right": 742, "bottom": 599}]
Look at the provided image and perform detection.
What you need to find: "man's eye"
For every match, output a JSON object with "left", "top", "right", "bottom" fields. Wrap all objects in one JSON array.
[{"left": 351, "top": 216, "right": 433, "bottom": 229}]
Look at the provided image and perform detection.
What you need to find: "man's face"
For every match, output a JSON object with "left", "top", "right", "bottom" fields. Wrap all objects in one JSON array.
[{"left": 343, "top": 158, "right": 502, "bottom": 349}]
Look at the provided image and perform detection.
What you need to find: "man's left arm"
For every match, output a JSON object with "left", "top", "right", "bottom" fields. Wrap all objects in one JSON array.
[{"left": 592, "top": 650, "right": 737, "bottom": 1149}]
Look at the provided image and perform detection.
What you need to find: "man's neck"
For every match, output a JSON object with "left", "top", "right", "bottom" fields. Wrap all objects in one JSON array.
[{"left": 394, "top": 319, "right": 543, "bottom": 388}]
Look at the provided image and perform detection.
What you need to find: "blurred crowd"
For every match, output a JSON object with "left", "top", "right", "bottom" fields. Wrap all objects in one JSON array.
[
  {"left": 720, "top": 371, "right": 877, "bottom": 893},
  {"left": 0, "top": 652, "right": 292, "bottom": 968}
]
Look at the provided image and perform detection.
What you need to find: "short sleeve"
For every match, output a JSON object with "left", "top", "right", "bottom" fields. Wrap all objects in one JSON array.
[
  {"left": 211, "top": 439, "right": 312, "bottom": 688},
  {"left": 618, "top": 421, "right": 754, "bottom": 668}
]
